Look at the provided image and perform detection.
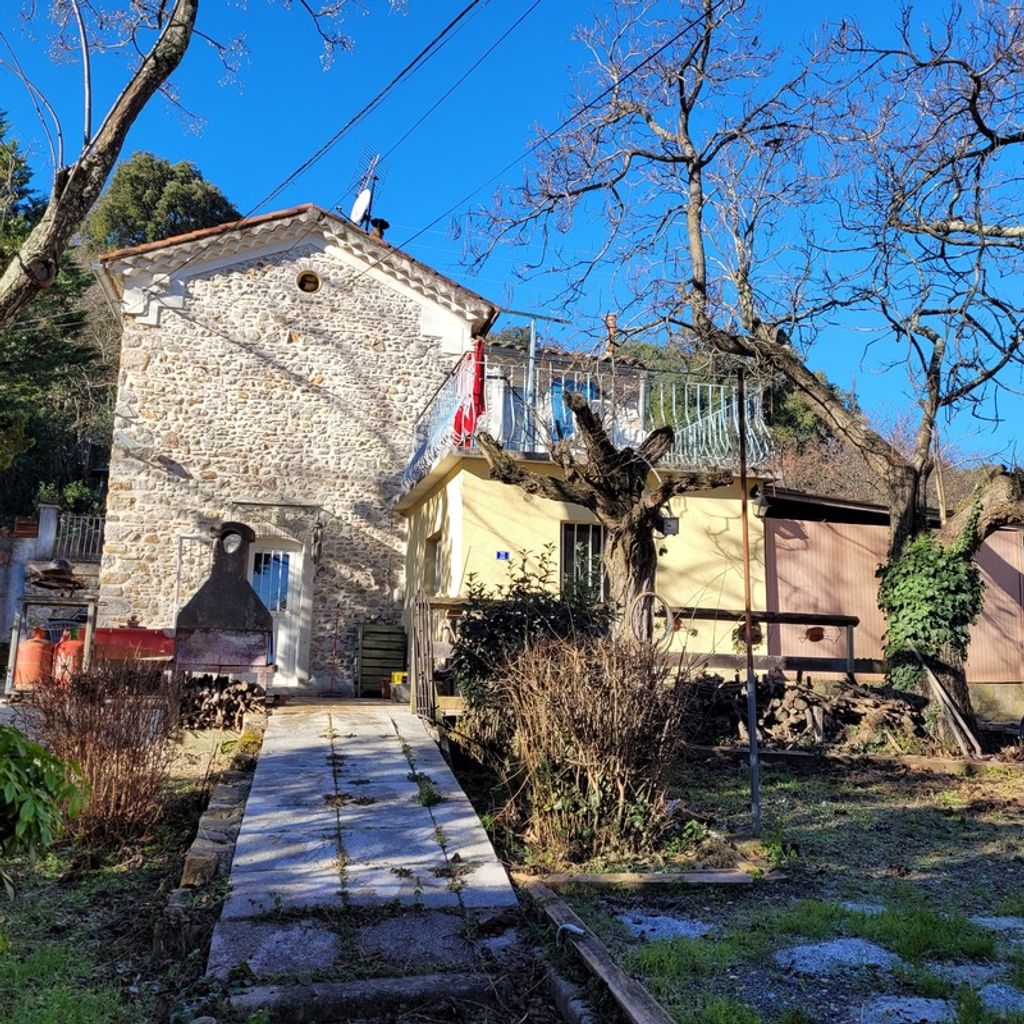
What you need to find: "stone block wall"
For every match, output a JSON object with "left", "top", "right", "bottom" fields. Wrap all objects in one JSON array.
[{"left": 99, "top": 238, "right": 475, "bottom": 692}]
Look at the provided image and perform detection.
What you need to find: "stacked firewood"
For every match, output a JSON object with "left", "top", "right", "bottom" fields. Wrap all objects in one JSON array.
[
  {"left": 180, "top": 675, "right": 266, "bottom": 730},
  {"left": 687, "top": 672, "right": 927, "bottom": 749}
]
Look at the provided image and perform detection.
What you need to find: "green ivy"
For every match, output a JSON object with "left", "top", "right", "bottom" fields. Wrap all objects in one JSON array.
[{"left": 877, "top": 505, "right": 984, "bottom": 692}]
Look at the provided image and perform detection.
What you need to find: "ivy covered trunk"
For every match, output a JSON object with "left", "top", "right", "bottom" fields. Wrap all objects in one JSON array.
[{"left": 877, "top": 509, "right": 984, "bottom": 737}]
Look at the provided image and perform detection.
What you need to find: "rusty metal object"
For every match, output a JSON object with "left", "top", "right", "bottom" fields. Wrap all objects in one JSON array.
[{"left": 25, "top": 559, "right": 87, "bottom": 592}]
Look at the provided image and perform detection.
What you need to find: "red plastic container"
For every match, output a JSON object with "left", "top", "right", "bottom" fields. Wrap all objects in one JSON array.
[{"left": 94, "top": 626, "right": 175, "bottom": 663}]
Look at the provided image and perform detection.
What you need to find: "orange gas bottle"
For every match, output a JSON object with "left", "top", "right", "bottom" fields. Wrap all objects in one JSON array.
[
  {"left": 13, "top": 629, "right": 54, "bottom": 687},
  {"left": 53, "top": 630, "right": 85, "bottom": 684}
]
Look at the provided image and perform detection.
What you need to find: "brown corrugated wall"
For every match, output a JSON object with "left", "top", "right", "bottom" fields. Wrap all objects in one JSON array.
[{"left": 765, "top": 519, "right": 1024, "bottom": 684}]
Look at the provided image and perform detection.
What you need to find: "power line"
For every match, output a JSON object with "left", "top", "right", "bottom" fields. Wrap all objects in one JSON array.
[
  {"left": 249, "top": 0, "right": 488, "bottom": 215},
  {"left": 379, "top": 0, "right": 543, "bottom": 165},
  {"left": 342, "top": 1, "right": 724, "bottom": 295},
  {"left": 260, "top": 0, "right": 545, "bottom": 268},
  {"left": 103, "top": 0, "right": 489, "bottom": 295},
  {"left": 104, "top": 1, "right": 718, "bottom": 334}
]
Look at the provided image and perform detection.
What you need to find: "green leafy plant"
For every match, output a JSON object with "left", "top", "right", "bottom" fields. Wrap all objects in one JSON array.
[
  {"left": 0, "top": 725, "right": 85, "bottom": 863},
  {"left": 449, "top": 547, "right": 612, "bottom": 710},
  {"left": 878, "top": 503, "right": 984, "bottom": 693},
  {"left": 761, "top": 817, "right": 800, "bottom": 867}
]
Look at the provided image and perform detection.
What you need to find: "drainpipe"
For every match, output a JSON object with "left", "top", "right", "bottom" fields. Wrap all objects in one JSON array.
[{"left": 526, "top": 318, "right": 537, "bottom": 449}]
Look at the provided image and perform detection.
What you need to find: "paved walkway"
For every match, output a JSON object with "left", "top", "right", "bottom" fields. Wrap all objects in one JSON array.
[{"left": 208, "top": 705, "right": 518, "bottom": 984}]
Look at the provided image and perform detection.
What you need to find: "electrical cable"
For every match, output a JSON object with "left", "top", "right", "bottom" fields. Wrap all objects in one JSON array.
[
  {"left": 339, "top": 0, "right": 727, "bottom": 294},
  {"left": 248, "top": 0, "right": 487, "bottom": 215}
]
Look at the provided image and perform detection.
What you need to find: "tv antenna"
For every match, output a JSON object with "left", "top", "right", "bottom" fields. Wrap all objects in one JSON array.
[{"left": 345, "top": 150, "right": 389, "bottom": 230}]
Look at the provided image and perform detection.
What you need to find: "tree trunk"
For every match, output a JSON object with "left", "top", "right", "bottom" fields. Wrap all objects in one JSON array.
[
  {"left": 0, "top": 0, "right": 198, "bottom": 330},
  {"left": 927, "top": 652, "right": 976, "bottom": 740},
  {"left": 604, "top": 520, "right": 658, "bottom": 642}
]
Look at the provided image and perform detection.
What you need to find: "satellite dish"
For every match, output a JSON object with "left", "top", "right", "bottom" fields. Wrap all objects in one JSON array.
[{"left": 350, "top": 187, "right": 372, "bottom": 227}]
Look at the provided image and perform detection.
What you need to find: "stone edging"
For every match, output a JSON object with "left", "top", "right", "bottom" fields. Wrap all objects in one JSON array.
[{"left": 153, "top": 714, "right": 267, "bottom": 961}]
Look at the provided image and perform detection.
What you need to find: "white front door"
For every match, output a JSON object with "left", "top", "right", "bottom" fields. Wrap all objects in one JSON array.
[{"left": 249, "top": 545, "right": 303, "bottom": 686}]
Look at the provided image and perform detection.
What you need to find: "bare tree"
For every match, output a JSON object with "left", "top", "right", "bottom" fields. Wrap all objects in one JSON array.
[
  {"left": 0, "top": 0, "right": 363, "bottom": 331},
  {"left": 471, "top": 0, "right": 1024, "bottom": 727},
  {"left": 478, "top": 390, "right": 731, "bottom": 636}
]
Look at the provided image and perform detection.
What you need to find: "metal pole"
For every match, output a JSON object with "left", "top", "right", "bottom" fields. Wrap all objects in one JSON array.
[
  {"left": 83, "top": 599, "right": 97, "bottom": 671},
  {"left": 4, "top": 607, "right": 23, "bottom": 696},
  {"left": 737, "top": 369, "right": 762, "bottom": 838},
  {"left": 526, "top": 318, "right": 537, "bottom": 448}
]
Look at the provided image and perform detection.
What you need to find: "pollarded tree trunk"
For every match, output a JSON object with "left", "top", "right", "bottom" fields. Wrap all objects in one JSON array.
[
  {"left": 604, "top": 516, "right": 660, "bottom": 640},
  {"left": 477, "top": 389, "right": 731, "bottom": 642}
]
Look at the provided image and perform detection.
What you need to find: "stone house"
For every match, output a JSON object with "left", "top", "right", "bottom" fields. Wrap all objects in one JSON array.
[
  {"left": 91, "top": 204, "right": 1024, "bottom": 720},
  {"left": 94, "top": 204, "right": 497, "bottom": 692}
]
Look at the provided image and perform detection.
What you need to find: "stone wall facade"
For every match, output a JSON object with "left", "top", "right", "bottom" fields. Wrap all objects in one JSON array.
[{"left": 98, "top": 217, "right": 491, "bottom": 693}]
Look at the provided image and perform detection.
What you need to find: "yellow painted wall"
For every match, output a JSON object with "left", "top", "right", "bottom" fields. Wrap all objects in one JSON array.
[
  {"left": 459, "top": 459, "right": 594, "bottom": 590},
  {"left": 403, "top": 467, "right": 462, "bottom": 620},
  {"left": 660, "top": 486, "right": 766, "bottom": 657},
  {"left": 404, "top": 458, "right": 765, "bottom": 661}
]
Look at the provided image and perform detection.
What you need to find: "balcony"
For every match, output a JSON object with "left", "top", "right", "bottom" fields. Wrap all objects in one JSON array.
[{"left": 402, "top": 348, "right": 772, "bottom": 494}]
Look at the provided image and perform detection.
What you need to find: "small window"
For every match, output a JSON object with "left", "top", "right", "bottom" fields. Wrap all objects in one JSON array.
[
  {"left": 252, "top": 550, "right": 290, "bottom": 612},
  {"left": 561, "top": 522, "right": 606, "bottom": 600},
  {"left": 296, "top": 270, "right": 321, "bottom": 293},
  {"left": 425, "top": 533, "right": 443, "bottom": 595}
]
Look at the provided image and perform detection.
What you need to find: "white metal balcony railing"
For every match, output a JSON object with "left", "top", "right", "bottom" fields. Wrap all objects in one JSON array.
[
  {"left": 54, "top": 513, "right": 105, "bottom": 563},
  {"left": 402, "top": 351, "right": 772, "bottom": 492}
]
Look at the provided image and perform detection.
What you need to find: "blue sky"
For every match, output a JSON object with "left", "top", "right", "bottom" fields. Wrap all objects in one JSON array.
[{"left": 3, "top": 1, "right": 1020, "bottom": 464}]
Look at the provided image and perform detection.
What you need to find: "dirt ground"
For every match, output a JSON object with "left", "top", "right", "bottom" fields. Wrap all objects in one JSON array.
[{"left": 558, "top": 756, "right": 1024, "bottom": 1024}]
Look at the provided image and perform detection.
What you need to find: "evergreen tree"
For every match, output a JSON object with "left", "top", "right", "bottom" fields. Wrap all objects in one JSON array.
[
  {"left": 0, "top": 118, "right": 92, "bottom": 474},
  {"left": 82, "top": 151, "right": 240, "bottom": 252}
]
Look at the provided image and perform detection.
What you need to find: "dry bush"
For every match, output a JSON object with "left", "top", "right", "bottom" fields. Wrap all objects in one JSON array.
[
  {"left": 483, "top": 635, "right": 692, "bottom": 864},
  {"left": 26, "top": 664, "right": 182, "bottom": 844}
]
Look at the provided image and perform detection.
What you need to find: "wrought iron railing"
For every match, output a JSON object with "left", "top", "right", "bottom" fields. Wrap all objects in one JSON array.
[
  {"left": 55, "top": 514, "right": 105, "bottom": 563},
  {"left": 402, "top": 351, "right": 772, "bottom": 492}
]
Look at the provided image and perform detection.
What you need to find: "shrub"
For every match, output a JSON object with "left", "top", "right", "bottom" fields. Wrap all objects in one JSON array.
[
  {"left": 477, "top": 635, "right": 691, "bottom": 863},
  {"left": 450, "top": 548, "right": 612, "bottom": 711},
  {"left": 26, "top": 664, "right": 182, "bottom": 844},
  {"left": 0, "top": 725, "right": 84, "bottom": 860}
]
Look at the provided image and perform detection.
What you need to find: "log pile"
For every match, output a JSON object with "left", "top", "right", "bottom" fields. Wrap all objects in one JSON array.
[
  {"left": 180, "top": 675, "right": 265, "bottom": 730},
  {"left": 688, "top": 672, "right": 928, "bottom": 749}
]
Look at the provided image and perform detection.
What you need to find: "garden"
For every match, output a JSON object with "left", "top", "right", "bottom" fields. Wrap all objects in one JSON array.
[
  {"left": 444, "top": 558, "right": 1024, "bottom": 1024},
  {"left": 0, "top": 668, "right": 259, "bottom": 1024}
]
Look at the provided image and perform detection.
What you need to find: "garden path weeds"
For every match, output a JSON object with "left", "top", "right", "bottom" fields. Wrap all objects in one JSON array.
[{"left": 206, "top": 705, "right": 525, "bottom": 1021}]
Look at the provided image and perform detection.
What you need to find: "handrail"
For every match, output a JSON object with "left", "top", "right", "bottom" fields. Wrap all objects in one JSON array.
[{"left": 54, "top": 513, "right": 105, "bottom": 563}]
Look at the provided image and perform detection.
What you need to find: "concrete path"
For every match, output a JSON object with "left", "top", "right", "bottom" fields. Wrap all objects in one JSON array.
[{"left": 208, "top": 705, "right": 518, "bottom": 987}]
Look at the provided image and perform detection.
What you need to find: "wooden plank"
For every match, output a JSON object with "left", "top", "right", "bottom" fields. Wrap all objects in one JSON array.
[
  {"left": 681, "top": 653, "right": 886, "bottom": 675},
  {"left": 675, "top": 606, "right": 860, "bottom": 627},
  {"left": 516, "top": 869, "right": 779, "bottom": 890},
  {"left": 517, "top": 878, "right": 675, "bottom": 1024}
]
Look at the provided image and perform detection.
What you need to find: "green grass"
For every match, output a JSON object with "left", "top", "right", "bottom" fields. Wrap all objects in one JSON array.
[
  {"left": 891, "top": 963, "right": 956, "bottom": 999},
  {"left": 771, "top": 1012, "right": 820, "bottom": 1024},
  {"left": 0, "top": 944, "right": 140, "bottom": 1024},
  {"left": 847, "top": 905, "right": 995, "bottom": 961},
  {"left": 622, "top": 895, "right": 997, "bottom": 1013},
  {"left": 0, "top": 781, "right": 217, "bottom": 1024},
  {"left": 996, "top": 891, "right": 1024, "bottom": 916},
  {"left": 954, "top": 987, "right": 1024, "bottom": 1024},
  {"left": 1008, "top": 948, "right": 1024, "bottom": 990}
]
